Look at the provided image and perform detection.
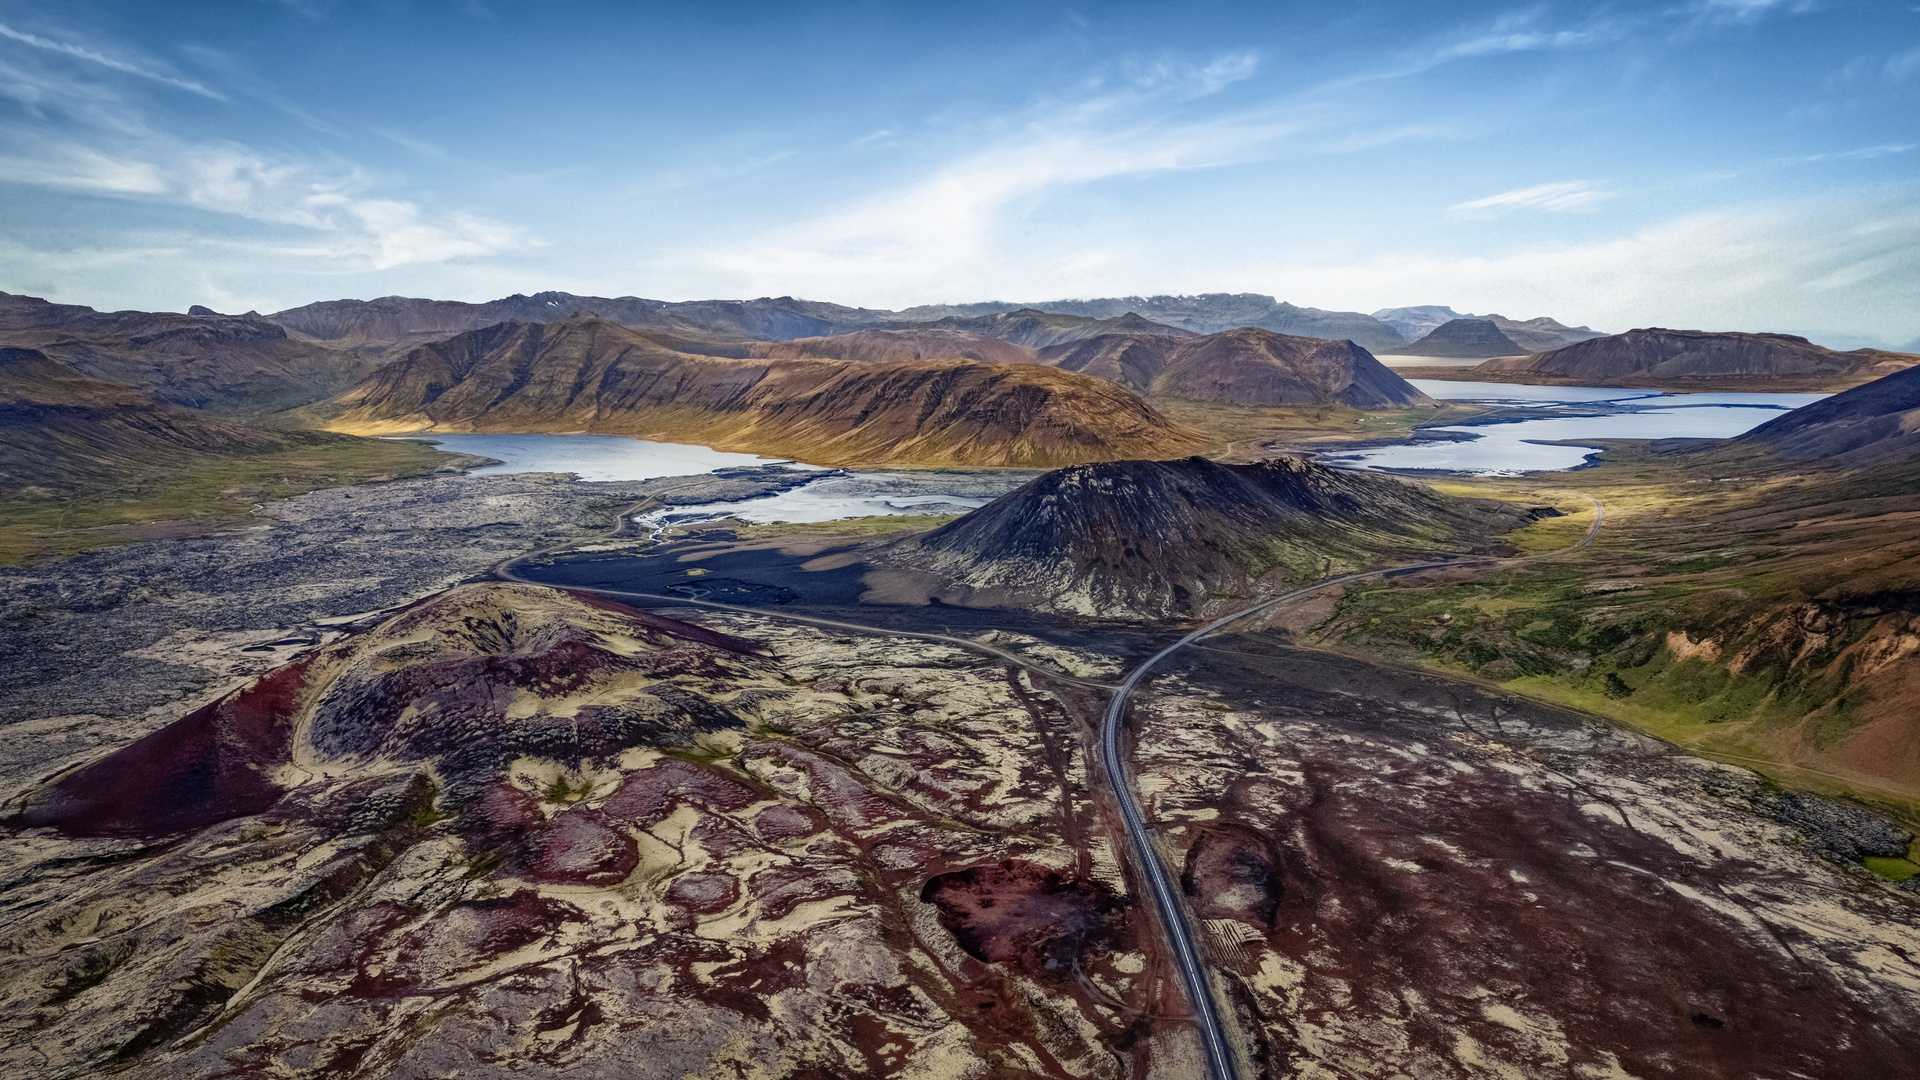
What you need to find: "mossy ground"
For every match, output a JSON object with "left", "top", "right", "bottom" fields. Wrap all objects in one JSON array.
[
  {"left": 0, "top": 436, "right": 471, "bottom": 566},
  {"left": 1301, "top": 446, "right": 1920, "bottom": 824}
]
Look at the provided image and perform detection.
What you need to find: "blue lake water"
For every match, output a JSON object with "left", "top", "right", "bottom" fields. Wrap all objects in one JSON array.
[
  {"left": 386, "top": 433, "right": 806, "bottom": 481},
  {"left": 389, "top": 433, "right": 1009, "bottom": 523},
  {"left": 1321, "top": 382, "right": 1833, "bottom": 475}
]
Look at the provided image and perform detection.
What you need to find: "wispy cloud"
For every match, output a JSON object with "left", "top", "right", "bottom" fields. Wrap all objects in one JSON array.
[
  {"left": 1450, "top": 180, "right": 1614, "bottom": 216},
  {"left": 0, "top": 137, "right": 527, "bottom": 268},
  {"left": 1267, "top": 196, "right": 1920, "bottom": 349},
  {"left": 0, "top": 22, "right": 224, "bottom": 99},
  {"left": 0, "top": 12, "right": 526, "bottom": 272},
  {"left": 1681, "top": 0, "right": 1820, "bottom": 26},
  {"left": 1799, "top": 143, "right": 1915, "bottom": 162},
  {"left": 696, "top": 54, "right": 1291, "bottom": 297}
]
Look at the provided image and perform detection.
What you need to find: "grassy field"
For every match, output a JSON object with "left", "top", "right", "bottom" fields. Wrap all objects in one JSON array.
[
  {"left": 1304, "top": 448, "right": 1920, "bottom": 827},
  {"left": 0, "top": 435, "right": 473, "bottom": 565},
  {"left": 1152, "top": 398, "right": 1493, "bottom": 460}
]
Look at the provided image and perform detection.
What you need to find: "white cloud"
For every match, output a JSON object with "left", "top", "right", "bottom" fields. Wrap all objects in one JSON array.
[
  {"left": 700, "top": 117, "right": 1294, "bottom": 297},
  {"left": 1683, "top": 0, "right": 1820, "bottom": 25},
  {"left": 1261, "top": 197, "right": 1920, "bottom": 347},
  {"left": 1449, "top": 180, "right": 1614, "bottom": 216},
  {"left": 0, "top": 22, "right": 223, "bottom": 99},
  {"left": 0, "top": 136, "right": 529, "bottom": 270}
]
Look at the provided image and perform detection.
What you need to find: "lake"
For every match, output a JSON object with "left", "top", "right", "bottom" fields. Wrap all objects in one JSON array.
[
  {"left": 392, "top": 433, "right": 1019, "bottom": 524},
  {"left": 388, "top": 433, "right": 807, "bottom": 481},
  {"left": 1316, "top": 382, "right": 1832, "bottom": 475}
]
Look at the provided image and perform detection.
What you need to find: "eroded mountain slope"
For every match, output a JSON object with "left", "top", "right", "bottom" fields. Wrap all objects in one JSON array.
[{"left": 313, "top": 316, "right": 1210, "bottom": 467}]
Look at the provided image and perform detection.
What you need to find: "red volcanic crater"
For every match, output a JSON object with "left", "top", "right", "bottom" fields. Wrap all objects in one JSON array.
[{"left": 920, "top": 859, "right": 1121, "bottom": 977}]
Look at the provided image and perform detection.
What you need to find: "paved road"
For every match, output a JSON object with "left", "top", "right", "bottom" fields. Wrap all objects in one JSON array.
[
  {"left": 1098, "top": 497, "right": 1603, "bottom": 1080},
  {"left": 499, "top": 495, "right": 1604, "bottom": 1080}
]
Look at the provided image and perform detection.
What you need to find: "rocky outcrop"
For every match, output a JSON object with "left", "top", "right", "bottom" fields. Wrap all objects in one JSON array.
[
  {"left": 1480, "top": 327, "right": 1920, "bottom": 387},
  {"left": 890, "top": 455, "right": 1523, "bottom": 618},
  {"left": 1039, "top": 327, "right": 1434, "bottom": 408},
  {"left": 314, "top": 316, "right": 1211, "bottom": 467}
]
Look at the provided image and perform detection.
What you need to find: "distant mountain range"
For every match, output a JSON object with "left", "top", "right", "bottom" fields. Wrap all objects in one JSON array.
[
  {"left": 1388, "top": 318, "right": 1528, "bottom": 359},
  {"left": 898, "top": 294, "right": 1410, "bottom": 353},
  {"left": 0, "top": 292, "right": 386, "bottom": 414},
  {"left": 1373, "top": 307, "right": 1606, "bottom": 355}
]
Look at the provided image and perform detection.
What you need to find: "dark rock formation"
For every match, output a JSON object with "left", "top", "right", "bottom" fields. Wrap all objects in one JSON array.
[{"left": 891, "top": 455, "right": 1523, "bottom": 618}]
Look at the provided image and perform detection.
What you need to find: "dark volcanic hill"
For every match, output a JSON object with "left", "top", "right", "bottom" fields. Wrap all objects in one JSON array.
[
  {"left": 1394, "top": 318, "right": 1528, "bottom": 358},
  {"left": 888, "top": 456, "right": 1528, "bottom": 618},
  {"left": 0, "top": 292, "right": 379, "bottom": 413},
  {"left": 0, "top": 347, "right": 293, "bottom": 497},
  {"left": 314, "top": 317, "right": 1210, "bottom": 467},
  {"left": 1039, "top": 327, "right": 1434, "bottom": 408},
  {"left": 1732, "top": 363, "right": 1920, "bottom": 465},
  {"left": 898, "top": 294, "right": 1409, "bottom": 352},
  {"left": 1479, "top": 328, "right": 1920, "bottom": 388}
]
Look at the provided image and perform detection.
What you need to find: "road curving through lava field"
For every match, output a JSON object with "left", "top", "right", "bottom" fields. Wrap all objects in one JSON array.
[
  {"left": 1099, "top": 494, "right": 1603, "bottom": 1080},
  {"left": 497, "top": 490, "right": 1605, "bottom": 1080}
]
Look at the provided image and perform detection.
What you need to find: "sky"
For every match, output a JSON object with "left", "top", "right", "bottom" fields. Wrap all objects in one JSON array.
[{"left": 0, "top": 1, "right": 1916, "bottom": 348}]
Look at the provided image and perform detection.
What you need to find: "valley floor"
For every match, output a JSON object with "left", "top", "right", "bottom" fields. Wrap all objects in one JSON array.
[{"left": 2, "top": 465, "right": 1917, "bottom": 1078}]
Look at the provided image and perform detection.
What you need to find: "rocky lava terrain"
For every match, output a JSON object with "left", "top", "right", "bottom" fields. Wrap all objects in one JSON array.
[{"left": 2, "top": 575, "right": 1915, "bottom": 1079}]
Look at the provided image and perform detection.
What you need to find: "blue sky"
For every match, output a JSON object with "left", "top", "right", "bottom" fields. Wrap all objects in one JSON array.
[{"left": 0, "top": 1, "right": 1916, "bottom": 347}]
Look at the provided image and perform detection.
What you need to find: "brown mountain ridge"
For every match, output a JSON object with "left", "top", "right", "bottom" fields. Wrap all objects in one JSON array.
[
  {"left": 313, "top": 316, "right": 1210, "bottom": 467},
  {"left": 1473, "top": 328, "right": 1920, "bottom": 390}
]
